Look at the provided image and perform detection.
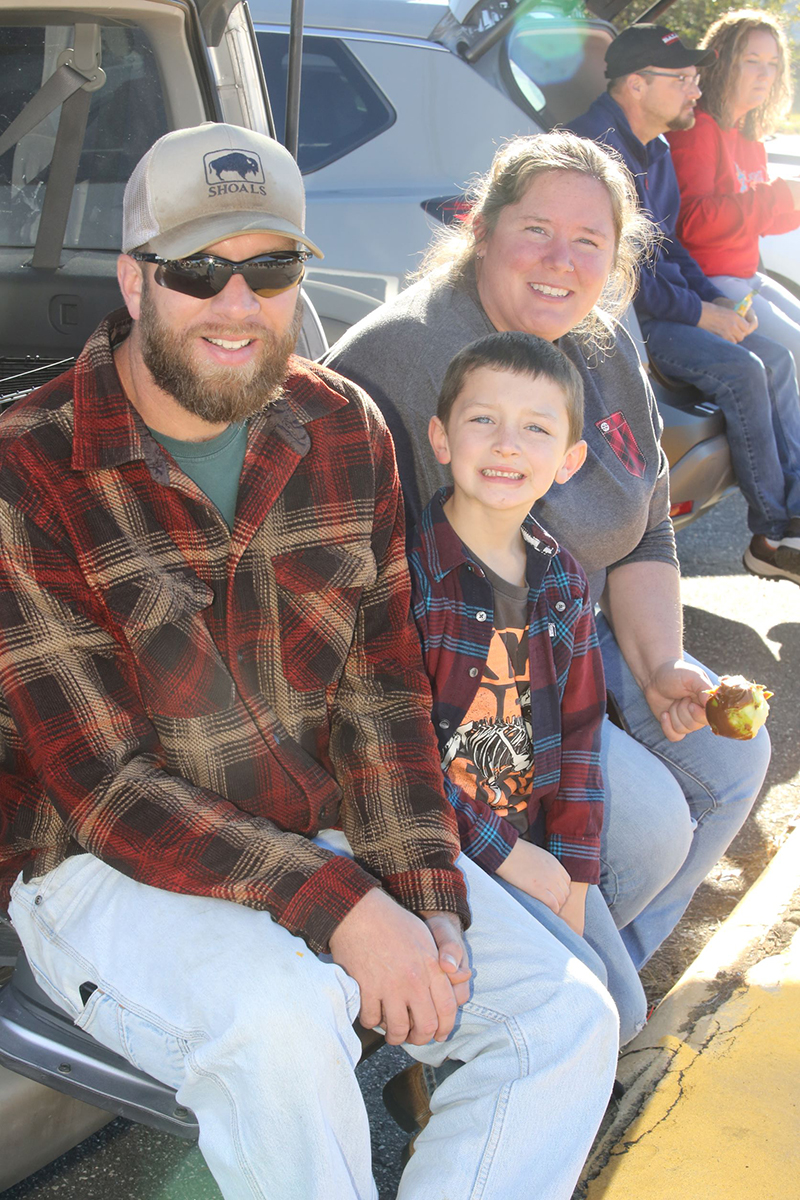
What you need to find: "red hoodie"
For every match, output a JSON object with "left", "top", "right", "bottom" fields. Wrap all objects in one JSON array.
[{"left": 667, "top": 110, "right": 799, "bottom": 277}]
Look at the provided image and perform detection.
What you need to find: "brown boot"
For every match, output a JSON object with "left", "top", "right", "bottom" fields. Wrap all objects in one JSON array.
[{"left": 382, "top": 1061, "right": 435, "bottom": 1135}]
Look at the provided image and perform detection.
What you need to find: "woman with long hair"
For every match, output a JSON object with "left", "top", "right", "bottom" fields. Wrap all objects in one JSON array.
[
  {"left": 668, "top": 11, "right": 800, "bottom": 373},
  {"left": 326, "top": 131, "right": 770, "bottom": 1046}
]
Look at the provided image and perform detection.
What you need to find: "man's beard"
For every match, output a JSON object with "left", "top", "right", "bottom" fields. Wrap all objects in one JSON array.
[
  {"left": 667, "top": 106, "right": 697, "bottom": 132},
  {"left": 138, "top": 278, "right": 303, "bottom": 424}
]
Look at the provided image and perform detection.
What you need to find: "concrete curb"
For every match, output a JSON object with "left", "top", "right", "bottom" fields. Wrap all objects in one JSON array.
[{"left": 577, "top": 822, "right": 800, "bottom": 1198}]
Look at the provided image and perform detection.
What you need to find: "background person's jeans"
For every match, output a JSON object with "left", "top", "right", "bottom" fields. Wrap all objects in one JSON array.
[
  {"left": 596, "top": 614, "right": 770, "bottom": 969},
  {"left": 9, "top": 838, "right": 617, "bottom": 1200},
  {"left": 711, "top": 272, "right": 800, "bottom": 382},
  {"left": 641, "top": 317, "right": 800, "bottom": 539}
]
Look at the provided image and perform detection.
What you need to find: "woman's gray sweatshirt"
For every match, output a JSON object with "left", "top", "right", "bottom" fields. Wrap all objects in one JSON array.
[{"left": 325, "top": 268, "right": 678, "bottom": 603}]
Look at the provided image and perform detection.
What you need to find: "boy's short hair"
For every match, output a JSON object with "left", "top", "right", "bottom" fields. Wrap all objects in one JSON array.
[{"left": 437, "top": 331, "right": 585, "bottom": 446}]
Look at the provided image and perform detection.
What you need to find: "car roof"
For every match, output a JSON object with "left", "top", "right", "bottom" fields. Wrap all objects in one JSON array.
[{"left": 249, "top": 0, "right": 450, "bottom": 40}]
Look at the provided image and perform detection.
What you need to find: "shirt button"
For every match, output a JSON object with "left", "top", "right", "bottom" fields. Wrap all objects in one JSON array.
[
  {"left": 34, "top": 895, "right": 43, "bottom": 906},
  {"left": 439, "top": 719, "right": 450, "bottom": 730},
  {"left": 237, "top": 647, "right": 246, "bottom": 661},
  {"left": 475, "top": 610, "right": 487, "bottom": 622},
  {"left": 469, "top": 667, "right": 479, "bottom": 677},
  {"left": 600, "top": 421, "right": 610, "bottom": 432},
  {"left": 555, "top": 601, "right": 566, "bottom": 613}
]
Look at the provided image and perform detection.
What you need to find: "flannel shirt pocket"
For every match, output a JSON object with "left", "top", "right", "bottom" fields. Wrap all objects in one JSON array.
[
  {"left": 272, "top": 543, "right": 377, "bottom": 691},
  {"left": 595, "top": 411, "right": 646, "bottom": 478},
  {"left": 104, "top": 567, "right": 236, "bottom": 717}
]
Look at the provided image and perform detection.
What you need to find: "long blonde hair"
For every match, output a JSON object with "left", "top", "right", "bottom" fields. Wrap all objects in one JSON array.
[
  {"left": 699, "top": 10, "right": 792, "bottom": 140},
  {"left": 417, "top": 131, "right": 656, "bottom": 349}
]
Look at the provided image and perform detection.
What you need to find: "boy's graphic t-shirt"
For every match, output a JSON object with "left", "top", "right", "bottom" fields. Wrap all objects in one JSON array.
[{"left": 441, "top": 559, "right": 533, "bottom": 836}]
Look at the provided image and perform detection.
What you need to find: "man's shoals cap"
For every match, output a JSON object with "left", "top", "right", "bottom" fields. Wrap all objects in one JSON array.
[
  {"left": 605, "top": 24, "right": 716, "bottom": 79},
  {"left": 122, "top": 122, "right": 323, "bottom": 259}
]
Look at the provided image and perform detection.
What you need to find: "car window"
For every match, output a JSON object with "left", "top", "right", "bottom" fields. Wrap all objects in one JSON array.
[
  {"left": 256, "top": 32, "right": 396, "bottom": 174},
  {"left": 0, "top": 23, "right": 169, "bottom": 251},
  {"left": 503, "top": 17, "right": 612, "bottom": 126}
]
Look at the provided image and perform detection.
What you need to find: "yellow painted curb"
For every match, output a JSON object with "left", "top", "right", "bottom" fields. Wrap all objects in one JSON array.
[
  {"left": 580, "top": 824, "right": 800, "bottom": 1198},
  {"left": 585, "top": 931, "right": 800, "bottom": 1199}
]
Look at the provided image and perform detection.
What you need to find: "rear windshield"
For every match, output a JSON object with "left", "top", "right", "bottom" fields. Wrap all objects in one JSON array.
[
  {"left": 504, "top": 16, "right": 611, "bottom": 126},
  {"left": 0, "top": 23, "right": 169, "bottom": 251}
]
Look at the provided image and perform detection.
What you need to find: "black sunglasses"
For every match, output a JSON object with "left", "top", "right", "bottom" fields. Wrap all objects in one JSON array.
[{"left": 130, "top": 250, "right": 312, "bottom": 300}]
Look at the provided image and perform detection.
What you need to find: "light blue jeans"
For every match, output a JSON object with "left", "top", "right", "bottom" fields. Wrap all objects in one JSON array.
[
  {"left": 641, "top": 317, "right": 800, "bottom": 539},
  {"left": 596, "top": 615, "right": 771, "bottom": 969},
  {"left": 711, "top": 272, "right": 800, "bottom": 382},
  {"left": 9, "top": 836, "right": 617, "bottom": 1200},
  {"left": 496, "top": 878, "right": 647, "bottom": 1047}
]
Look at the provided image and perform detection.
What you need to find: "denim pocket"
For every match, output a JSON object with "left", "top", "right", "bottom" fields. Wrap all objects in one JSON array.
[
  {"left": 76, "top": 988, "right": 187, "bottom": 1091},
  {"left": 18, "top": 854, "right": 106, "bottom": 939}
]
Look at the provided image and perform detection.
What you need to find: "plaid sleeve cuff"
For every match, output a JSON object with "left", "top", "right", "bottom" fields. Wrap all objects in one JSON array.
[
  {"left": 546, "top": 837, "right": 601, "bottom": 885},
  {"left": 382, "top": 867, "right": 471, "bottom": 930},
  {"left": 279, "top": 854, "right": 381, "bottom": 954},
  {"left": 460, "top": 810, "right": 519, "bottom": 875},
  {"left": 443, "top": 776, "right": 519, "bottom": 874}
]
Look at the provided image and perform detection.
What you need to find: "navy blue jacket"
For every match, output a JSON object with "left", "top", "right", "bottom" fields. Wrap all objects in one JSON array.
[{"left": 567, "top": 93, "right": 722, "bottom": 325}]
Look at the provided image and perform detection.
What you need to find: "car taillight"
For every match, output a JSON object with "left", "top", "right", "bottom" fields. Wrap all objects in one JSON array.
[
  {"left": 670, "top": 500, "right": 694, "bottom": 517},
  {"left": 421, "top": 196, "right": 473, "bottom": 225}
]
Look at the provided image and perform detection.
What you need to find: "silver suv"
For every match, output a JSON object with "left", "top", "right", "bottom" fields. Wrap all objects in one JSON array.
[
  {"left": 251, "top": 0, "right": 616, "bottom": 306},
  {"left": 250, "top": 0, "right": 743, "bottom": 529}
]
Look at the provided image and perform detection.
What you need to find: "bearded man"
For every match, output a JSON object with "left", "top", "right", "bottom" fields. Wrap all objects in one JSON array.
[{"left": 0, "top": 123, "right": 616, "bottom": 1199}]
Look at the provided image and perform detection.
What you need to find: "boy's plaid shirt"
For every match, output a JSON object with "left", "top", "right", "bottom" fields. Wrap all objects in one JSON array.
[
  {"left": 0, "top": 313, "right": 468, "bottom": 952},
  {"left": 408, "top": 490, "right": 605, "bottom": 884}
]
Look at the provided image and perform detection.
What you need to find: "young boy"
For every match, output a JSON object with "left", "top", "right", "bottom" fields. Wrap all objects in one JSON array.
[{"left": 408, "top": 331, "right": 602, "bottom": 940}]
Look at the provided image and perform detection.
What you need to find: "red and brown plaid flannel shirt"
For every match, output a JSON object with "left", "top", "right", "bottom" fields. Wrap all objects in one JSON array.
[{"left": 0, "top": 312, "right": 468, "bottom": 952}]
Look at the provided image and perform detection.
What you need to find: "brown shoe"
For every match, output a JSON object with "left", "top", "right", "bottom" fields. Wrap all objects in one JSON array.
[
  {"left": 382, "top": 1062, "right": 435, "bottom": 1135},
  {"left": 776, "top": 519, "right": 800, "bottom": 580},
  {"left": 743, "top": 534, "right": 800, "bottom": 585}
]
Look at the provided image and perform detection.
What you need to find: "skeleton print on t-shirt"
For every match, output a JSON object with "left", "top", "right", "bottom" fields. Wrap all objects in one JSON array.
[{"left": 442, "top": 576, "right": 533, "bottom": 835}]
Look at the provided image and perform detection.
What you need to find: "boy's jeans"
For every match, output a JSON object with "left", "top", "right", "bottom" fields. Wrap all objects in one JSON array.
[
  {"left": 640, "top": 318, "right": 800, "bottom": 538},
  {"left": 9, "top": 835, "right": 617, "bottom": 1200}
]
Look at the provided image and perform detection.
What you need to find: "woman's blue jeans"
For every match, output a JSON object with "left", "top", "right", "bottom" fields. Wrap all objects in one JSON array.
[
  {"left": 595, "top": 614, "right": 770, "bottom": 970},
  {"left": 641, "top": 318, "right": 800, "bottom": 539}
]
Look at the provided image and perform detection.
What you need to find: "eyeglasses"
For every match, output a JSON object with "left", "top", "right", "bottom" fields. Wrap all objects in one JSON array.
[
  {"left": 130, "top": 250, "right": 312, "bottom": 300},
  {"left": 637, "top": 69, "right": 700, "bottom": 90}
]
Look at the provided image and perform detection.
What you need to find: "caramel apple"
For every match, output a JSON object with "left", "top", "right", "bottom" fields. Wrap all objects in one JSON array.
[{"left": 706, "top": 675, "right": 772, "bottom": 740}]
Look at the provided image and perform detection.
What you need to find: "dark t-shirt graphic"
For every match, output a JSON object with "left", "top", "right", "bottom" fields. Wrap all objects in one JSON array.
[{"left": 441, "top": 563, "right": 533, "bottom": 835}]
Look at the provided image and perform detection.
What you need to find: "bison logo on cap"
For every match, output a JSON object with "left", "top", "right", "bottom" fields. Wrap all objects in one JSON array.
[{"left": 204, "top": 149, "right": 265, "bottom": 184}]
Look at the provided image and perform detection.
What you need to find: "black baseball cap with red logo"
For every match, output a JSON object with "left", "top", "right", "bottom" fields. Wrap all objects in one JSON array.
[{"left": 605, "top": 24, "right": 716, "bottom": 78}]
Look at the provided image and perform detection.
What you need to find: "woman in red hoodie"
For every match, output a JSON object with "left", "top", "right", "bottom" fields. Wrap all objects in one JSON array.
[{"left": 668, "top": 11, "right": 800, "bottom": 375}]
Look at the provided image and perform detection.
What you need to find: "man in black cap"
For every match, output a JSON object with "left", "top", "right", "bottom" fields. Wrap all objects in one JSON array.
[{"left": 568, "top": 25, "right": 800, "bottom": 586}]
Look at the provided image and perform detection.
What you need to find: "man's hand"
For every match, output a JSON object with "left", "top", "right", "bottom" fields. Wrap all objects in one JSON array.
[
  {"left": 698, "top": 299, "right": 755, "bottom": 344},
  {"left": 495, "top": 838, "right": 571, "bottom": 914},
  {"left": 558, "top": 882, "right": 588, "bottom": 937},
  {"left": 643, "top": 659, "right": 714, "bottom": 742},
  {"left": 419, "top": 910, "right": 472, "bottom": 1009},
  {"left": 328, "top": 888, "right": 471, "bottom": 1046}
]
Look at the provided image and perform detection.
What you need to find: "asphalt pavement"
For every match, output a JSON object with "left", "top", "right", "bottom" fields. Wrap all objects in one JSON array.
[{"left": 3, "top": 491, "right": 798, "bottom": 1200}]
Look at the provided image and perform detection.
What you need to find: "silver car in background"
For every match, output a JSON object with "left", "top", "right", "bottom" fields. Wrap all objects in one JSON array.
[{"left": 249, "top": 0, "right": 745, "bottom": 528}]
